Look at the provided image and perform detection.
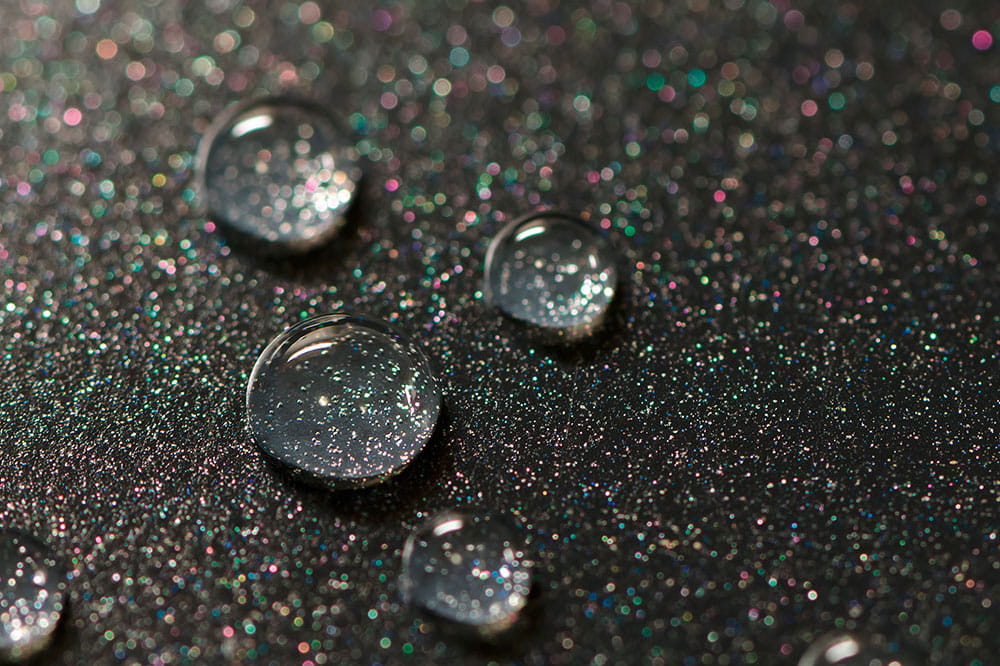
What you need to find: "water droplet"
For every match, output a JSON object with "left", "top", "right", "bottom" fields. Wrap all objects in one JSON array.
[
  {"left": 0, "top": 531, "right": 67, "bottom": 662},
  {"left": 246, "top": 314, "right": 441, "bottom": 487},
  {"left": 400, "top": 512, "right": 532, "bottom": 634},
  {"left": 484, "top": 211, "right": 619, "bottom": 339},
  {"left": 798, "top": 633, "right": 912, "bottom": 666},
  {"left": 197, "top": 97, "right": 361, "bottom": 253}
]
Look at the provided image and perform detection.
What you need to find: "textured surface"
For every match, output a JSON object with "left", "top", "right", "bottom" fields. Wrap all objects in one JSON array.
[{"left": 0, "top": 0, "right": 998, "bottom": 664}]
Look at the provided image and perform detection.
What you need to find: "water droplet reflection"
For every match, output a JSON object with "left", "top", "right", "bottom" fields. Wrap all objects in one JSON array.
[
  {"left": 0, "top": 531, "right": 67, "bottom": 662},
  {"left": 484, "top": 212, "right": 618, "bottom": 339},
  {"left": 400, "top": 512, "right": 532, "bottom": 634},
  {"left": 798, "top": 633, "right": 911, "bottom": 666},
  {"left": 197, "top": 97, "right": 361, "bottom": 253},
  {"left": 246, "top": 314, "right": 441, "bottom": 487}
]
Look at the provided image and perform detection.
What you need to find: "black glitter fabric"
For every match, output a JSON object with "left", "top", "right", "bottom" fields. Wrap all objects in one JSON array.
[{"left": 1, "top": 0, "right": 998, "bottom": 664}]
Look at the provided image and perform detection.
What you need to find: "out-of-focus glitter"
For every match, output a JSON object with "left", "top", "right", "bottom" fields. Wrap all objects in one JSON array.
[{"left": 971, "top": 30, "right": 993, "bottom": 51}]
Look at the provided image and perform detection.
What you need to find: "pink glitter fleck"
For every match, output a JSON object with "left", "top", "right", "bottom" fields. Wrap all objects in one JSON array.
[
  {"left": 372, "top": 9, "right": 392, "bottom": 31},
  {"left": 63, "top": 107, "right": 82, "bottom": 126}
]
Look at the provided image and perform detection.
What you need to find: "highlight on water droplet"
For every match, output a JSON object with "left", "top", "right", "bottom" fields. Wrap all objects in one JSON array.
[
  {"left": 483, "top": 211, "right": 619, "bottom": 340},
  {"left": 400, "top": 511, "right": 533, "bottom": 635},
  {"left": 0, "top": 531, "right": 67, "bottom": 662},
  {"left": 246, "top": 313, "right": 441, "bottom": 488},
  {"left": 797, "top": 632, "right": 912, "bottom": 666},
  {"left": 196, "top": 97, "right": 361, "bottom": 254}
]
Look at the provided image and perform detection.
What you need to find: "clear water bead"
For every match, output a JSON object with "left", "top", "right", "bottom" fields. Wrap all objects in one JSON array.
[
  {"left": 0, "top": 531, "right": 67, "bottom": 662},
  {"left": 798, "top": 633, "right": 911, "bottom": 666},
  {"left": 197, "top": 97, "right": 361, "bottom": 253},
  {"left": 484, "top": 211, "right": 619, "bottom": 339},
  {"left": 400, "top": 512, "right": 533, "bottom": 634},
  {"left": 246, "top": 314, "right": 441, "bottom": 487}
]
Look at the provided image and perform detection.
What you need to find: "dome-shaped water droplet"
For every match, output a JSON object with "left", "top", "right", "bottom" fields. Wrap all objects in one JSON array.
[
  {"left": 484, "top": 211, "right": 619, "bottom": 339},
  {"left": 246, "top": 314, "right": 441, "bottom": 487},
  {"left": 400, "top": 512, "right": 532, "bottom": 634},
  {"left": 798, "top": 633, "right": 912, "bottom": 666},
  {"left": 197, "top": 97, "right": 361, "bottom": 253},
  {"left": 0, "top": 531, "right": 67, "bottom": 662}
]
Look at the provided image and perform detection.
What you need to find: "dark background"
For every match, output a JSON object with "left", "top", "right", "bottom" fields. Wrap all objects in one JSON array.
[{"left": 1, "top": 0, "right": 998, "bottom": 664}]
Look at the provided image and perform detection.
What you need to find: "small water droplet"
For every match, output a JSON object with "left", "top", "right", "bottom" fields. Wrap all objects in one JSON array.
[
  {"left": 197, "top": 97, "right": 361, "bottom": 253},
  {"left": 0, "top": 531, "right": 67, "bottom": 662},
  {"left": 246, "top": 314, "right": 441, "bottom": 487},
  {"left": 484, "top": 211, "right": 619, "bottom": 339},
  {"left": 798, "top": 633, "right": 912, "bottom": 666},
  {"left": 400, "top": 512, "right": 532, "bottom": 634}
]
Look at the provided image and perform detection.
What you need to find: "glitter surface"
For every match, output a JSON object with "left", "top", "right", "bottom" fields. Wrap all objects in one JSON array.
[{"left": 1, "top": 0, "right": 999, "bottom": 664}]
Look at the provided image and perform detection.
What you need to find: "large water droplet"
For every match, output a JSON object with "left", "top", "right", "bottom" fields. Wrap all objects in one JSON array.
[
  {"left": 197, "top": 97, "right": 361, "bottom": 253},
  {"left": 246, "top": 314, "right": 441, "bottom": 487},
  {"left": 400, "top": 511, "right": 533, "bottom": 634},
  {"left": 0, "top": 531, "right": 67, "bottom": 662},
  {"left": 484, "top": 211, "right": 619, "bottom": 339},
  {"left": 798, "top": 633, "right": 911, "bottom": 666}
]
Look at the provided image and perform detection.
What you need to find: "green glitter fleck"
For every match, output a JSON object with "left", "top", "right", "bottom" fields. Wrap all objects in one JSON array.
[{"left": 687, "top": 68, "right": 706, "bottom": 87}]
